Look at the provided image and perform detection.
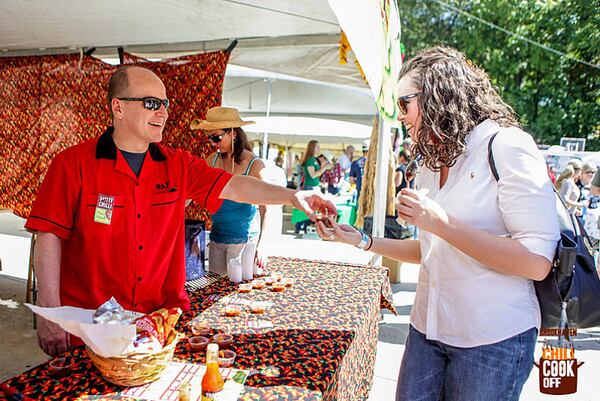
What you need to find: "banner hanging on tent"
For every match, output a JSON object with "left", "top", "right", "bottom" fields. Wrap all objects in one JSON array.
[
  {"left": 328, "top": 0, "right": 402, "bottom": 126},
  {"left": 0, "top": 51, "right": 229, "bottom": 222}
]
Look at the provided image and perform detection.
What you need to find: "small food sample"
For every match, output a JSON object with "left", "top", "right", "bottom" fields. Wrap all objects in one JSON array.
[
  {"left": 282, "top": 277, "right": 295, "bottom": 287},
  {"left": 264, "top": 276, "right": 275, "bottom": 285},
  {"left": 250, "top": 301, "right": 268, "bottom": 314},
  {"left": 252, "top": 279, "right": 266, "bottom": 289},
  {"left": 49, "top": 357, "right": 73, "bottom": 376},
  {"left": 238, "top": 283, "right": 252, "bottom": 293},
  {"left": 213, "top": 333, "right": 233, "bottom": 348},
  {"left": 188, "top": 336, "right": 209, "bottom": 352},
  {"left": 189, "top": 318, "right": 210, "bottom": 336},
  {"left": 315, "top": 209, "right": 336, "bottom": 229},
  {"left": 316, "top": 214, "right": 334, "bottom": 229},
  {"left": 224, "top": 305, "right": 241, "bottom": 317},
  {"left": 271, "top": 272, "right": 283, "bottom": 282},
  {"left": 271, "top": 282, "right": 286, "bottom": 292},
  {"left": 218, "top": 350, "right": 236, "bottom": 367}
]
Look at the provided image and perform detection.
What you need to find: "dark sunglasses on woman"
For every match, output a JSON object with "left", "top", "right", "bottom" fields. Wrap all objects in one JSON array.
[
  {"left": 209, "top": 134, "right": 223, "bottom": 143},
  {"left": 117, "top": 96, "right": 170, "bottom": 111},
  {"left": 397, "top": 92, "right": 419, "bottom": 114},
  {"left": 208, "top": 129, "right": 233, "bottom": 143}
]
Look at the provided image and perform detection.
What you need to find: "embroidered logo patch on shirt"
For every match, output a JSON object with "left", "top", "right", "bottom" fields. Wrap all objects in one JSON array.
[{"left": 93, "top": 194, "right": 114, "bottom": 225}]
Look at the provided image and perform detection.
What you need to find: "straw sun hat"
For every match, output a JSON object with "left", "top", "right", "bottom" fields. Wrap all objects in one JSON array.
[{"left": 190, "top": 107, "right": 255, "bottom": 130}]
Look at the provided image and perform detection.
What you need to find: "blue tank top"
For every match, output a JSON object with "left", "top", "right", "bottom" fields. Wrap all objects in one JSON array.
[{"left": 210, "top": 154, "right": 259, "bottom": 244}]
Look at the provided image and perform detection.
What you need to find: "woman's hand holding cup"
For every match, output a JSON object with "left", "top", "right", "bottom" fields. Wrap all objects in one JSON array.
[
  {"left": 315, "top": 216, "right": 362, "bottom": 246},
  {"left": 396, "top": 188, "right": 449, "bottom": 235}
]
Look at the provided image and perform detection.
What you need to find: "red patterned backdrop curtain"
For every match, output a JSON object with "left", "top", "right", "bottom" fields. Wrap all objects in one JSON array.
[{"left": 0, "top": 50, "right": 229, "bottom": 223}]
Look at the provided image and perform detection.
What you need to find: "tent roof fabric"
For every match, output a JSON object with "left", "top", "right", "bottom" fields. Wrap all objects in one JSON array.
[
  {"left": 243, "top": 116, "right": 372, "bottom": 147},
  {"left": 0, "top": 1, "right": 367, "bottom": 88},
  {"left": 0, "top": 1, "right": 338, "bottom": 50}
]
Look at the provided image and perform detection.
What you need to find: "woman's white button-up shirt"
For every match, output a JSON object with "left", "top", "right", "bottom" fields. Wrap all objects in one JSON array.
[{"left": 411, "top": 119, "right": 560, "bottom": 347}]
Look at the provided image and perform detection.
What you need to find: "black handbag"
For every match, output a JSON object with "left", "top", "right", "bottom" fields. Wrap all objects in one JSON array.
[{"left": 488, "top": 132, "right": 600, "bottom": 329}]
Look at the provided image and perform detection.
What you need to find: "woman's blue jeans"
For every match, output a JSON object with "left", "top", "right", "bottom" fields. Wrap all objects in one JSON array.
[{"left": 396, "top": 325, "right": 537, "bottom": 401}]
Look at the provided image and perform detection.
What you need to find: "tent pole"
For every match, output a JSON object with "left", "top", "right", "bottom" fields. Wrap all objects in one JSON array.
[
  {"left": 371, "top": 114, "right": 390, "bottom": 265},
  {"left": 261, "top": 79, "right": 272, "bottom": 159}
]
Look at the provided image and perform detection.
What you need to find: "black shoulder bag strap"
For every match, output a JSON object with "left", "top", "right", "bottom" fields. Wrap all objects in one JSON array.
[{"left": 487, "top": 132, "right": 500, "bottom": 182}]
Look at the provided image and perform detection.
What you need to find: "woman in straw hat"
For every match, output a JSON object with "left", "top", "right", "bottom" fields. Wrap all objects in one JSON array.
[{"left": 191, "top": 107, "right": 270, "bottom": 280}]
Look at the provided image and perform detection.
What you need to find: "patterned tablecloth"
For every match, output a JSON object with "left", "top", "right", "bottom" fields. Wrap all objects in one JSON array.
[{"left": 0, "top": 257, "right": 395, "bottom": 401}]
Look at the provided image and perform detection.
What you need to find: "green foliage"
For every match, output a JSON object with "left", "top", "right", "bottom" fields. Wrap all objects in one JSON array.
[{"left": 398, "top": 0, "right": 600, "bottom": 150}]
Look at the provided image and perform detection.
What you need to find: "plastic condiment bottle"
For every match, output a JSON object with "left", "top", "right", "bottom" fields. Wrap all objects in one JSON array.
[{"left": 201, "top": 343, "right": 224, "bottom": 400}]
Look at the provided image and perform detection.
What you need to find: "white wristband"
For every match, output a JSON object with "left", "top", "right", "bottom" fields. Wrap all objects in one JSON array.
[{"left": 356, "top": 231, "right": 369, "bottom": 250}]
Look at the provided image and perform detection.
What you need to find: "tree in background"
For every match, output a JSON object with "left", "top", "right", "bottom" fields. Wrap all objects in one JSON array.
[{"left": 399, "top": 0, "right": 599, "bottom": 150}]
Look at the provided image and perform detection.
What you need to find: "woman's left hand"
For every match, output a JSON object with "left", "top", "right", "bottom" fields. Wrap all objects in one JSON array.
[
  {"left": 396, "top": 188, "right": 449, "bottom": 235},
  {"left": 255, "top": 242, "right": 269, "bottom": 271}
]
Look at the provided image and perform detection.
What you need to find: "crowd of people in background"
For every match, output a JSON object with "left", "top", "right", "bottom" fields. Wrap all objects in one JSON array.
[
  {"left": 553, "top": 157, "right": 600, "bottom": 246},
  {"left": 287, "top": 140, "right": 416, "bottom": 197},
  {"left": 281, "top": 137, "right": 419, "bottom": 235},
  {"left": 273, "top": 127, "right": 600, "bottom": 247}
]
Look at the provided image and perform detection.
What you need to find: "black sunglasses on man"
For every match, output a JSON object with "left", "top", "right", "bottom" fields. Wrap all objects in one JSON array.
[{"left": 117, "top": 96, "right": 170, "bottom": 111}]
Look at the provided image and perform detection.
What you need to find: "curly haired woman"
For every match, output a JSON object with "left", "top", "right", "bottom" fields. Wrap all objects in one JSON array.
[{"left": 316, "top": 47, "right": 560, "bottom": 401}]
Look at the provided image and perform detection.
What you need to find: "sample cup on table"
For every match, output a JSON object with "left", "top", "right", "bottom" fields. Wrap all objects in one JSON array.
[
  {"left": 218, "top": 350, "right": 236, "bottom": 367},
  {"left": 250, "top": 301, "right": 268, "bottom": 314},
  {"left": 282, "top": 277, "right": 295, "bottom": 287},
  {"left": 224, "top": 304, "right": 241, "bottom": 317},
  {"left": 188, "top": 336, "right": 209, "bottom": 352},
  {"left": 238, "top": 283, "right": 252, "bottom": 293},
  {"left": 189, "top": 318, "right": 210, "bottom": 336},
  {"left": 49, "top": 357, "right": 74, "bottom": 377},
  {"left": 252, "top": 279, "right": 266, "bottom": 289},
  {"left": 213, "top": 333, "right": 234, "bottom": 348},
  {"left": 227, "top": 258, "right": 243, "bottom": 283}
]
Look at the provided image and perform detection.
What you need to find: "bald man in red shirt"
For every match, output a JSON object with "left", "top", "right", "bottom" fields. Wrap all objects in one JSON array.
[{"left": 26, "top": 66, "right": 335, "bottom": 356}]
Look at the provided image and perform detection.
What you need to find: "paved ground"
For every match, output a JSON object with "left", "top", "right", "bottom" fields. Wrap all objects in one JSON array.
[
  {"left": 1, "top": 212, "right": 599, "bottom": 400},
  {"left": 369, "top": 262, "right": 600, "bottom": 401}
]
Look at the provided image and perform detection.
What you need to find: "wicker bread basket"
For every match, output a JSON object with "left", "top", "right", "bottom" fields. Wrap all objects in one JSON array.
[{"left": 87, "top": 330, "right": 181, "bottom": 387}]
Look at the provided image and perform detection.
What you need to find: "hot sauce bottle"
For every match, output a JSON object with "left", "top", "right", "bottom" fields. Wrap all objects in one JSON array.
[{"left": 201, "top": 343, "right": 224, "bottom": 400}]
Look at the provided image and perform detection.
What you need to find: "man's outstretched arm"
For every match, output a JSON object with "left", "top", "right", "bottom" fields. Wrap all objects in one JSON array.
[{"left": 219, "top": 175, "right": 336, "bottom": 220}]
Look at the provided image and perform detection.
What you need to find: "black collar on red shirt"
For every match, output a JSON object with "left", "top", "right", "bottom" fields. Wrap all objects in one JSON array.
[{"left": 96, "top": 126, "right": 166, "bottom": 161}]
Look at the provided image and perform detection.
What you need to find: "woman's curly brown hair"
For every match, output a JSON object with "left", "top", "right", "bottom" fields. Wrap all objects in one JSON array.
[{"left": 399, "top": 46, "right": 520, "bottom": 171}]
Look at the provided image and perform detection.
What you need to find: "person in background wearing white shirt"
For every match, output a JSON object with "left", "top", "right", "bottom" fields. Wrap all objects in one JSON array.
[
  {"left": 337, "top": 145, "right": 354, "bottom": 176},
  {"left": 315, "top": 47, "right": 559, "bottom": 401},
  {"left": 556, "top": 162, "right": 587, "bottom": 215}
]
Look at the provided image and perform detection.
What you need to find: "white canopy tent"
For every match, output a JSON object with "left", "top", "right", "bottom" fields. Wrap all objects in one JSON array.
[
  {"left": 0, "top": 1, "right": 394, "bottom": 243},
  {"left": 0, "top": 1, "right": 366, "bottom": 88},
  {"left": 223, "top": 65, "right": 376, "bottom": 125},
  {"left": 244, "top": 116, "right": 372, "bottom": 151}
]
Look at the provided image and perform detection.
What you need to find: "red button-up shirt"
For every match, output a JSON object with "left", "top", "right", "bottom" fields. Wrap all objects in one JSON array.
[{"left": 25, "top": 127, "right": 232, "bottom": 314}]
